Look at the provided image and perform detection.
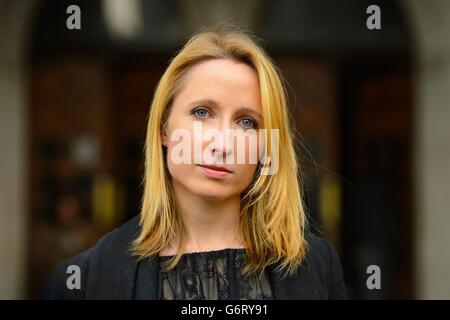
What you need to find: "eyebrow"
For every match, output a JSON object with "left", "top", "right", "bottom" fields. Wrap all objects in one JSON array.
[{"left": 186, "top": 99, "right": 263, "bottom": 122}]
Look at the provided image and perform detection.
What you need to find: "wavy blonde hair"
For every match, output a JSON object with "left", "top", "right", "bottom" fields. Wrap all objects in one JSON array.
[{"left": 131, "top": 24, "right": 308, "bottom": 280}]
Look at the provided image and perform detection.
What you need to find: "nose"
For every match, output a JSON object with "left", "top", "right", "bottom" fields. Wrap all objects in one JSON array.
[{"left": 206, "top": 127, "right": 234, "bottom": 163}]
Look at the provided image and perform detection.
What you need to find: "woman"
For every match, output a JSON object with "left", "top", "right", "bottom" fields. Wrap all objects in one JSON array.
[{"left": 52, "top": 25, "right": 347, "bottom": 300}]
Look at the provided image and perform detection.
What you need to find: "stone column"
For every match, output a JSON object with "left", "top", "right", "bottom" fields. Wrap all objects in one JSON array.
[
  {"left": 0, "top": 0, "right": 36, "bottom": 299},
  {"left": 402, "top": 0, "right": 450, "bottom": 299}
]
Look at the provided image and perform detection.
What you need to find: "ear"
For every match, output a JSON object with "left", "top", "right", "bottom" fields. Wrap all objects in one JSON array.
[{"left": 161, "top": 129, "right": 167, "bottom": 146}]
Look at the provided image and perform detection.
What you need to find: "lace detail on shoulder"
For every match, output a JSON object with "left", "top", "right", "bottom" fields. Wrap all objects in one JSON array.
[{"left": 158, "top": 248, "right": 273, "bottom": 300}]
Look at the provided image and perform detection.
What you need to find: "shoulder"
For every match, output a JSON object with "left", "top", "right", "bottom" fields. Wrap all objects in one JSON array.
[
  {"left": 303, "top": 231, "right": 347, "bottom": 299},
  {"left": 304, "top": 232, "right": 340, "bottom": 268},
  {"left": 52, "top": 215, "right": 141, "bottom": 299}
]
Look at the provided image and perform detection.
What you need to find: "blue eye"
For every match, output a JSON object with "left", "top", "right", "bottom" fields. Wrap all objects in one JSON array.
[
  {"left": 193, "top": 108, "right": 210, "bottom": 119},
  {"left": 239, "top": 118, "right": 256, "bottom": 129}
]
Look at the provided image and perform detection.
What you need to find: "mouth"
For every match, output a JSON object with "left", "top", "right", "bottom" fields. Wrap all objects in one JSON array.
[
  {"left": 198, "top": 164, "right": 233, "bottom": 173},
  {"left": 197, "top": 164, "right": 233, "bottom": 179}
]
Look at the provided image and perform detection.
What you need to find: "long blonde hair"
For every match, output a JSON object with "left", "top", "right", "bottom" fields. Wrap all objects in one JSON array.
[{"left": 131, "top": 24, "right": 308, "bottom": 280}]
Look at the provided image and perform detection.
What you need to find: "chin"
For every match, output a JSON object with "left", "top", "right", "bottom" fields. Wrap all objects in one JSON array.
[
  {"left": 197, "top": 194, "right": 230, "bottom": 202},
  {"left": 192, "top": 186, "right": 235, "bottom": 201}
]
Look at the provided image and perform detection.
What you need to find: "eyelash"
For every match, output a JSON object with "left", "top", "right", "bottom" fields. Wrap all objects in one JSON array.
[{"left": 190, "top": 107, "right": 258, "bottom": 129}]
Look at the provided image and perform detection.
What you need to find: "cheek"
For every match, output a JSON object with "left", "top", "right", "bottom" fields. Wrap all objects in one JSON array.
[
  {"left": 166, "top": 148, "right": 192, "bottom": 179},
  {"left": 233, "top": 130, "right": 264, "bottom": 165},
  {"left": 234, "top": 163, "right": 258, "bottom": 190}
]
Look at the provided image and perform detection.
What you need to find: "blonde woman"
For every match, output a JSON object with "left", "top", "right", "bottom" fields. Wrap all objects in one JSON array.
[{"left": 52, "top": 25, "right": 346, "bottom": 300}]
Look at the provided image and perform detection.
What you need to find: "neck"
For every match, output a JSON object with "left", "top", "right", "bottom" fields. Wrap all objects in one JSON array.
[{"left": 170, "top": 180, "right": 245, "bottom": 253}]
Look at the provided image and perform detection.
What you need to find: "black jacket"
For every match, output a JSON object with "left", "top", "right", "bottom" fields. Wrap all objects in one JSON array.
[{"left": 52, "top": 215, "right": 347, "bottom": 299}]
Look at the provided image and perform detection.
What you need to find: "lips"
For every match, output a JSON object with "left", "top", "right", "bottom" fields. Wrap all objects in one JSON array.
[
  {"left": 197, "top": 164, "right": 233, "bottom": 179},
  {"left": 198, "top": 164, "right": 233, "bottom": 173}
]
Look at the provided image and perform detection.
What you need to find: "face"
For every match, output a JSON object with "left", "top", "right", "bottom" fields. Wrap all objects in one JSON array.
[{"left": 162, "top": 58, "right": 263, "bottom": 201}]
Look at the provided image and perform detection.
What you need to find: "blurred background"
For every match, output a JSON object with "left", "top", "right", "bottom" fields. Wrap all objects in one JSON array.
[{"left": 0, "top": 0, "right": 449, "bottom": 299}]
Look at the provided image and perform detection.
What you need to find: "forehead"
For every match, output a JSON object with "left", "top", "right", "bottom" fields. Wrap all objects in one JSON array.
[
  {"left": 174, "top": 59, "right": 262, "bottom": 108},
  {"left": 184, "top": 58, "right": 259, "bottom": 85}
]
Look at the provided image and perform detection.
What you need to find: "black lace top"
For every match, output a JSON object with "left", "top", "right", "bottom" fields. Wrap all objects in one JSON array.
[{"left": 135, "top": 248, "right": 273, "bottom": 300}]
